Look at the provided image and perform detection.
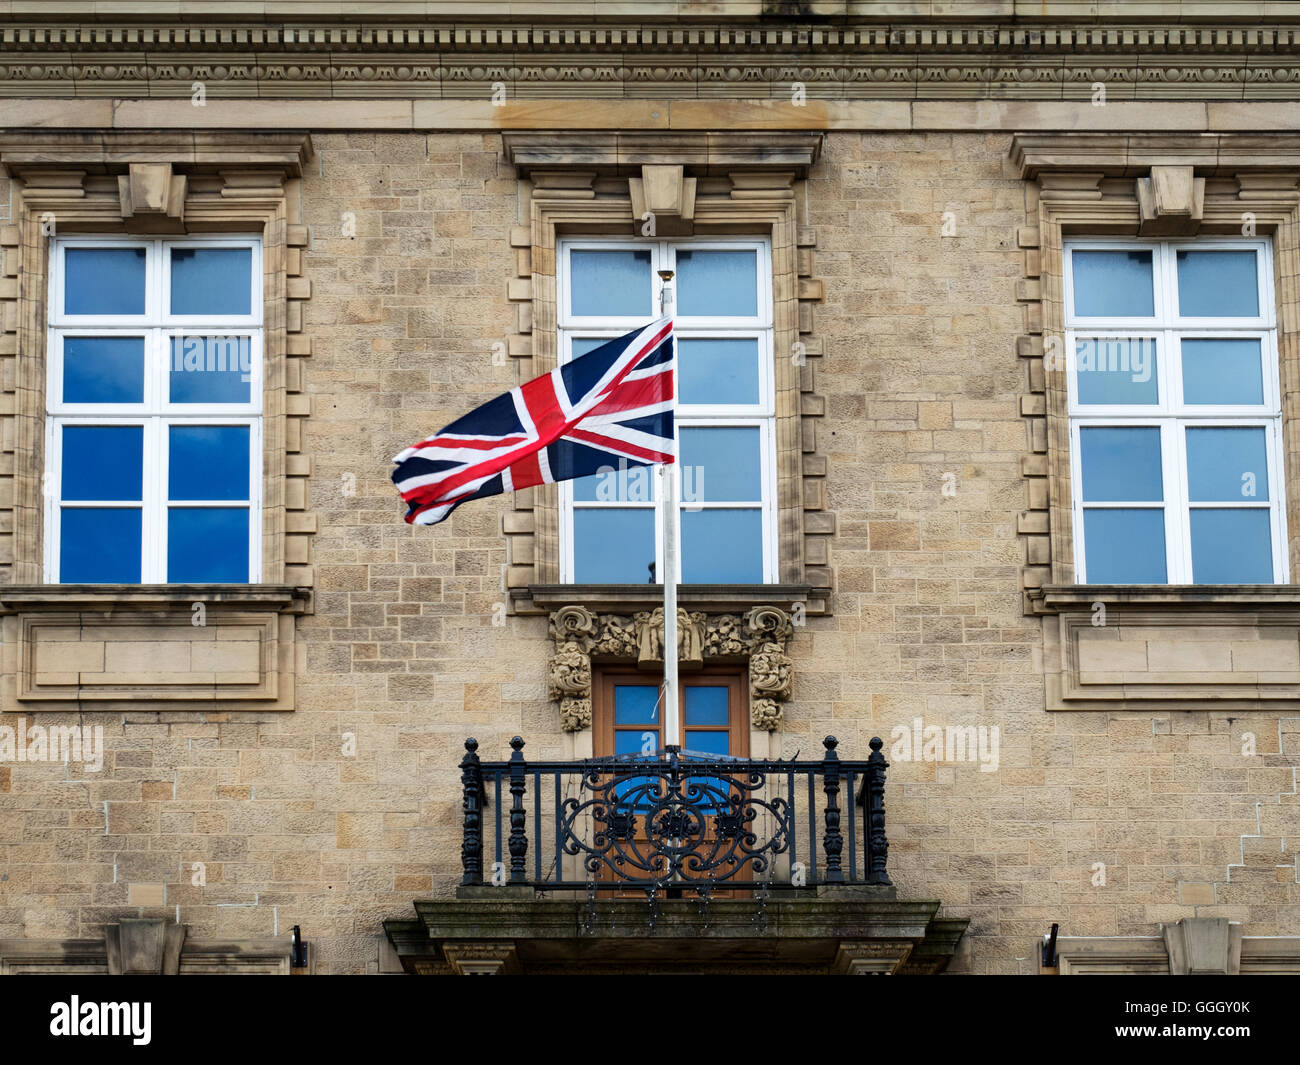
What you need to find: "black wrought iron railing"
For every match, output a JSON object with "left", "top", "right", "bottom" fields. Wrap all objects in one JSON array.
[{"left": 458, "top": 735, "right": 891, "bottom": 895}]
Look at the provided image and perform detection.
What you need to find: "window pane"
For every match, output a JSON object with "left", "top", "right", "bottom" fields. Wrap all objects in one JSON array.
[
  {"left": 682, "top": 509, "right": 762, "bottom": 582},
  {"left": 569, "top": 250, "right": 651, "bottom": 317},
  {"left": 1190, "top": 509, "right": 1273, "bottom": 583},
  {"left": 169, "top": 426, "right": 250, "bottom": 501},
  {"left": 573, "top": 508, "right": 655, "bottom": 582},
  {"left": 1073, "top": 338, "right": 1158, "bottom": 404},
  {"left": 170, "top": 248, "right": 252, "bottom": 316},
  {"left": 571, "top": 337, "right": 609, "bottom": 358},
  {"left": 1082, "top": 509, "right": 1167, "bottom": 583},
  {"left": 676, "top": 250, "right": 758, "bottom": 318},
  {"left": 1071, "top": 250, "right": 1154, "bottom": 318},
  {"left": 167, "top": 507, "right": 249, "bottom": 582},
  {"left": 678, "top": 338, "right": 760, "bottom": 405},
  {"left": 571, "top": 462, "right": 656, "bottom": 504},
  {"left": 1180, "top": 338, "right": 1264, "bottom": 405},
  {"left": 684, "top": 685, "right": 729, "bottom": 726},
  {"left": 62, "top": 336, "right": 145, "bottom": 404},
  {"left": 61, "top": 426, "right": 142, "bottom": 501},
  {"left": 614, "top": 685, "right": 660, "bottom": 725},
  {"left": 170, "top": 336, "right": 253, "bottom": 403},
  {"left": 684, "top": 731, "right": 730, "bottom": 756},
  {"left": 64, "top": 248, "right": 145, "bottom": 315},
  {"left": 1079, "top": 427, "right": 1162, "bottom": 501},
  {"left": 1177, "top": 250, "right": 1258, "bottom": 318},
  {"left": 1185, "top": 427, "right": 1269, "bottom": 502},
  {"left": 60, "top": 507, "right": 141, "bottom": 582},
  {"left": 680, "top": 426, "right": 761, "bottom": 502},
  {"left": 615, "top": 730, "right": 657, "bottom": 756}
]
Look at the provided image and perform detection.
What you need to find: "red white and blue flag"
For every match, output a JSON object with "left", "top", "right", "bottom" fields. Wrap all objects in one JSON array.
[{"left": 392, "top": 318, "right": 675, "bottom": 525}]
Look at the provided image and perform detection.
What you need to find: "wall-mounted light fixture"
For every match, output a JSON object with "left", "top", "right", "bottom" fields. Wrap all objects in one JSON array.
[
  {"left": 1041, "top": 923, "right": 1060, "bottom": 969},
  {"left": 290, "top": 925, "right": 308, "bottom": 969}
]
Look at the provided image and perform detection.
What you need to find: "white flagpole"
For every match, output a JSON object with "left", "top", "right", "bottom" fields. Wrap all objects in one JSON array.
[{"left": 657, "top": 269, "right": 679, "bottom": 751}]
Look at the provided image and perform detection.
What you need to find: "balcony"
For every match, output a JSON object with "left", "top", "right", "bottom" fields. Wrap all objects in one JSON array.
[
  {"left": 459, "top": 735, "right": 891, "bottom": 896},
  {"left": 384, "top": 736, "right": 970, "bottom": 974}
]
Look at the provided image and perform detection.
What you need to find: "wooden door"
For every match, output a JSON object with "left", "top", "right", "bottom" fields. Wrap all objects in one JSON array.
[{"left": 592, "top": 668, "right": 750, "bottom": 896}]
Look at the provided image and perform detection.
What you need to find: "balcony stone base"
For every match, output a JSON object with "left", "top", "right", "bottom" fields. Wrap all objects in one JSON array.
[{"left": 384, "top": 895, "right": 968, "bottom": 975}]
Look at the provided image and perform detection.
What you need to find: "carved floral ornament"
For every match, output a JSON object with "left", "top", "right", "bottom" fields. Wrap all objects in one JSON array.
[{"left": 546, "top": 604, "right": 794, "bottom": 733}]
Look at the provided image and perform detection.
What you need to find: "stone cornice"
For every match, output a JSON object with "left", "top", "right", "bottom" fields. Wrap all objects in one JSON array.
[
  {"left": 1011, "top": 132, "right": 1300, "bottom": 177},
  {"left": 0, "top": 130, "right": 315, "bottom": 177},
  {"left": 4, "top": 20, "right": 1300, "bottom": 54},
  {"left": 2, "top": 20, "right": 1300, "bottom": 100}
]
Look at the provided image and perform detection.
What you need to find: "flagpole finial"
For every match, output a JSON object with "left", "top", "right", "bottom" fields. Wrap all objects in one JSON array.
[{"left": 657, "top": 269, "right": 675, "bottom": 315}]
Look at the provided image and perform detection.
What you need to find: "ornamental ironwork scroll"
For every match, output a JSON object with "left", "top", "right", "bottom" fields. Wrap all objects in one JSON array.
[
  {"left": 547, "top": 604, "right": 795, "bottom": 732},
  {"left": 561, "top": 747, "right": 791, "bottom": 885}
]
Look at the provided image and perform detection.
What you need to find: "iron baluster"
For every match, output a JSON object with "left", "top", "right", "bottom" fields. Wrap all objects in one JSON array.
[
  {"left": 533, "top": 767, "right": 543, "bottom": 884},
  {"left": 507, "top": 736, "right": 528, "bottom": 884},
  {"left": 460, "top": 738, "right": 483, "bottom": 886},
  {"left": 821, "top": 736, "right": 844, "bottom": 883},
  {"left": 864, "top": 736, "right": 893, "bottom": 886}
]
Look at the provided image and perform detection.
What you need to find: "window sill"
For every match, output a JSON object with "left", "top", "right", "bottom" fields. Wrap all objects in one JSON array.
[
  {"left": 1029, "top": 584, "right": 1300, "bottom": 616},
  {"left": 1031, "top": 584, "right": 1300, "bottom": 711},
  {"left": 0, "top": 584, "right": 310, "bottom": 712},
  {"left": 0, "top": 584, "right": 311, "bottom": 614},
  {"left": 512, "top": 583, "right": 819, "bottom": 617}
]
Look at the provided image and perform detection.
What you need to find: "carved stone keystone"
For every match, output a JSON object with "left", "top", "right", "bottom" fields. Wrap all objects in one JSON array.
[
  {"left": 118, "top": 162, "right": 187, "bottom": 231},
  {"left": 104, "top": 918, "right": 186, "bottom": 975},
  {"left": 1136, "top": 165, "right": 1205, "bottom": 235}
]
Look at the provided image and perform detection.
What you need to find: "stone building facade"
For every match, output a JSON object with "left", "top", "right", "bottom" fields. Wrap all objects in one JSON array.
[{"left": 0, "top": 1, "right": 1298, "bottom": 975}]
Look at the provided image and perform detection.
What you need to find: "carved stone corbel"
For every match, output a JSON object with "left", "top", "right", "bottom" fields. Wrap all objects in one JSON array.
[
  {"left": 749, "top": 641, "right": 793, "bottom": 732},
  {"left": 547, "top": 641, "right": 592, "bottom": 731}
]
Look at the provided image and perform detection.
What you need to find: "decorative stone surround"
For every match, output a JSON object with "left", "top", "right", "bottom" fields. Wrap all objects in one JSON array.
[
  {"left": 0, "top": 130, "right": 316, "bottom": 712},
  {"left": 546, "top": 603, "right": 794, "bottom": 732},
  {"left": 0, "top": 130, "right": 317, "bottom": 590},
  {"left": 1009, "top": 132, "right": 1300, "bottom": 614},
  {"left": 1010, "top": 133, "right": 1300, "bottom": 712},
  {"left": 6, "top": 19, "right": 1300, "bottom": 101},
  {"left": 502, "top": 131, "right": 831, "bottom": 615}
]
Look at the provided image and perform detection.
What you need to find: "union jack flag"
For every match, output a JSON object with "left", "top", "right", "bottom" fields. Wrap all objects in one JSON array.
[{"left": 392, "top": 318, "right": 675, "bottom": 525}]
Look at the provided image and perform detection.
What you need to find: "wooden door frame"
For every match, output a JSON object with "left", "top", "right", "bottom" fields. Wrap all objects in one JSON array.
[{"left": 592, "top": 665, "right": 750, "bottom": 758}]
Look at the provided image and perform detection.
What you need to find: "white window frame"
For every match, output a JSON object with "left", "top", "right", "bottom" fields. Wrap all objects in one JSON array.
[
  {"left": 1064, "top": 237, "right": 1287, "bottom": 584},
  {"left": 44, "top": 235, "right": 263, "bottom": 584},
  {"left": 557, "top": 237, "right": 778, "bottom": 584}
]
